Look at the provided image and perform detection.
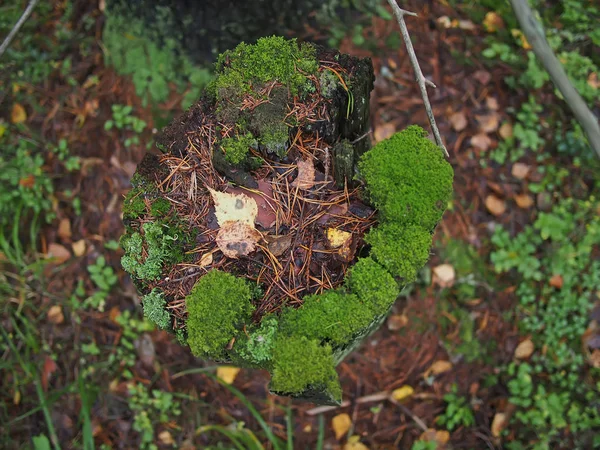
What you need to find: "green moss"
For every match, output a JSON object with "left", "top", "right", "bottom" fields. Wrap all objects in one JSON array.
[
  {"left": 259, "top": 122, "right": 289, "bottom": 157},
  {"left": 270, "top": 335, "right": 341, "bottom": 400},
  {"left": 142, "top": 288, "right": 171, "bottom": 329},
  {"left": 358, "top": 125, "right": 453, "bottom": 230},
  {"left": 221, "top": 133, "right": 257, "bottom": 164},
  {"left": 346, "top": 257, "right": 399, "bottom": 314},
  {"left": 365, "top": 223, "right": 432, "bottom": 282},
  {"left": 279, "top": 289, "right": 375, "bottom": 346},
  {"left": 150, "top": 198, "right": 171, "bottom": 217},
  {"left": 214, "top": 36, "right": 318, "bottom": 98},
  {"left": 121, "top": 221, "right": 184, "bottom": 281},
  {"left": 319, "top": 69, "right": 340, "bottom": 98},
  {"left": 186, "top": 270, "right": 254, "bottom": 359},
  {"left": 233, "top": 315, "right": 279, "bottom": 366}
]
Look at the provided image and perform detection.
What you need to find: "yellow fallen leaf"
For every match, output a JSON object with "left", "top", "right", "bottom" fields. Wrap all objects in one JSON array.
[
  {"left": 343, "top": 435, "right": 369, "bottom": 450},
  {"left": 72, "top": 239, "right": 87, "bottom": 257},
  {"left": 511, "top": 29, "right": 531, "bottom": 49},
  {"left": 391, "top": 385, "right": 414, "bottom": 402},
  {"left": 11, "top": 103, "right": 27, "bottom": 124},
  {"left": 208, "top": 188, "right": 257, "bottom": 227},
  {"left": 199, "top": 251, "right": 214, "bottom": 268},
  {"left": 483, "top": 11, "right": 504, "bottom": 32},
  {"left": 327, "top": 228, "right": 352, "bottom": 248},
  {"left": 424, "top": 360, "right": 453, "bottom": 378},
  {"left": 216, "top": 366, "right": 240, "bottom": 384},
  {"left": 419, "top": 428, "right": 450, "bottom": 445},
  {"left": 332, "top": 413, "right": 352, "bottom": 440},
  {"left": 514, "top": 339, "right": 534, "bottom": 359}
]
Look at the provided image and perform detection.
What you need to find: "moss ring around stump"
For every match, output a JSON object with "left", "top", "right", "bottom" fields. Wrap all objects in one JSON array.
[{"left": 120, "top": 36, "right": 454, "bottom": 405}]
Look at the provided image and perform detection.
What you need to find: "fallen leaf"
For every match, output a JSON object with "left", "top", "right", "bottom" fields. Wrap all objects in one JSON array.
[
  {"left": 216, "top": 222, "right": 262, "bottom": 258},
  {"left": 158, "top": 431, "right": 174, "bottom": 445},
  {"left": 208, "top": 188, "right": 258, "bottom": 227},
  {"left": 457, "top": 20, "right": 476, "bottom": 31},
  {"left": 483, "top": 11, "right": 504, "bottom": 32},
  {"left": 387, "top": 314, "right": 408, "bottom": 331},
  {"left": 374, "top": 123, "right": 396, "bottom": 142},
  {"left": 473, "top": 70, "right": 491, "bottom": 85},
  {"left": 515, "top": 194, "right": 534, "bottom": 209},
  {"left": 514, "top": 339, "right": 534, "bottom": 359},
  {"left": 511, "top": 29, "right": 531, "bottom": 49},
  {"left": 47, "top": 305, "right": 64, "bottom": 324},
  {"left": 216, "top": 366, "right": 240, "bottom": 384},
  {"left": 549, "top": 274, "right": 563, "bottom": 289},
  {"left": 72, "top": 239, "right": 86, "bottom": 257},
  {"left": 476, "top": 113, "right": 500, "bottom": 133},
  {"left": 419, "top": 428, "right": 450, "bottom": 446},
  {"left": 199, "top": 251, "right": 214, "bottom": 268},
  {"left": 332, "top": 413, "right": 352, "bottom": 440},
  {"left": 11, "top": 103, "right": 27, "bottom": 124},
  {"left": 499, "top": 122, "right": 513, "bottom": 139},
  {"left": 424, "top": 360, "right": 453, "bottom": 378},
  {"left": 303, "top": 424, "right": 312, "bottom": 433},
  {"left": 41, "top": 356, "right": 58, "bottom": 392},
  {"left": 292, "top": 158, "right": 315, "bottom": 190},
  {"left": 19, "top": 175, "right": 35, "bottom": 188},
  {"left": 449, "top": 112, "right": 468, "bottom": 132},
  {"left": 471, "top": 133, "right": 492, "bottom": 151},
  {"left": 46, "top": 243, "right": 71, "bottom": 263},
  {"left": 343, "top": 436, "right": 369, "bottom": 450},
  {"left": 485, "top": 195, "right": 506, "bottom": 216},
  {"left": 491, "top": 413, "right": 507, "bottom": 437},
  {"left": 436, "top": 16, "right": 452, "bottom": 29},
  {"left": 588, "top": 72, "right": 600, "bottom": 90},
  {"left": 433, "top": 264, "right": 456, "bottom": 288},
  {"left": 58, "top": 218, "right": 72, "bottom": 240},
  {"left": 265, "top": 234, "right": 293, "bottom": 257},
  {"left": 486, "top": 96, "right": 499, "bottom": 111},
  {"left": 391, "top": 385, "right": 414, "bottom": 402},
  {"left": 511, "top": 162, "right": 530, "bottom": 179},
  {"left": 327, "top": 228, "right": 352, "bottom": 248}
]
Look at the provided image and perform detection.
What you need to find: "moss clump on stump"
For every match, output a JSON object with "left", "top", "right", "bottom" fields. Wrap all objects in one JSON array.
[{"left": 121, "top": 36, "right": 454, "bottom": 405}]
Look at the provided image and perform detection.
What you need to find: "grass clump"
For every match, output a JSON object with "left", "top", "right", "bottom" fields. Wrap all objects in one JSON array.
[
  {"left": 221, "top": 133, "right": 257, "bottom": 164},
  {"left": 214, "top": 36, "right": 318, "bottom": 98},
  {"left": 359, "top": 125, "right": 453, "bottom": 230},
  {"left": 121, "top": 221, "right": 183, "bottom": 281},
  {"left": 346, "top": 257, "right": 399, "bottom": 314},
  {"left": 270, "top": 335, "right": 341, "bottom": 401},
  {"left": 141, "top": 289, "right": 171, "bottom": 330},
  {"left": 279, "top": 289, "right": 375, "bottom": 346},
  {"left": 365, "top": 223, "right": 432, "bottom": 282},
  {"left": 186, "top": 270, "right": 254, "bottom": 359}
]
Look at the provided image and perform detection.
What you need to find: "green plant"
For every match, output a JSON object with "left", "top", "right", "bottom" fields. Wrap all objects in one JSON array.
[
  {"left": 85, "top": 256, "right": 118, "bottom": 311},
  {"left": 141, "top": 289, "right": 171, "bottom": 330},
  {"left": 127, "top": 382, "right": 181, "bottom": 450},
  {"left": 221, "top": 133, "right": 257, "bottom": 164},
  {"left": 104, "top": 104, "right": 147, "bottom": 147},
  {"left": 410, "top": 440, "right": 437, "bottom": 450},
  {"left": 436, "top": 384, "right": 475, "bottom": 431},
  {"left": 108, "top": 310, "right": 155, "bottom": 379}
]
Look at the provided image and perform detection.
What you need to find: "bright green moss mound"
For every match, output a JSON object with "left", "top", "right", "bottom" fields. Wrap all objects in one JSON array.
[
  {"left": 150, "top": 198, "right": 171, "bottom": 217},
  {"left": 186, "top": 270, "right": 254, "bottom": 359},
  {"left": 346, "top": 257, "right": 399, "bottom": 314},
  {"left": 365, "top": 223, "right": 432, "bottom": 282},
  {"left": 121, "top": 221, "right": 183, "bottom": 281},
  {"left": 270, "top": 336, "right": 341, "bottom": 400},
  {"left": 221, "top": 133, "right": 257, "bottom": 164},
  {"left": 214, "top": 36, "right": 318, "bottom": 98},
  {"left": 279, "top": 290, "right": 376, "bottom": 346},
  {"left": 142, "top": 289, "right": 171, "bottom": 330},
  {"left": 359, "top": 125, "right": 453, "bottom": 230}
]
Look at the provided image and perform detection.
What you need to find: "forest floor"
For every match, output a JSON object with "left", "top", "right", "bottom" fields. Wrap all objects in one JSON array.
[{"left": 1, "top": 1, "right": 599, "bottom": 449}]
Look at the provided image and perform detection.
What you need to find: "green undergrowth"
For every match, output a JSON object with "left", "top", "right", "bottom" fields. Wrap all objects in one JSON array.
[
  {"left": 491, "top": 196, "right": 600, "bottom": 449},
  {"left": 179, "top": 126, "right": 453, "bottom": 402}
]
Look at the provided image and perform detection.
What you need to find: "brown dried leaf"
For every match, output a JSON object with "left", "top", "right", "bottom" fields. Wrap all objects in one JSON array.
[
  {"left": 514, "top": 339, "right": 534, "bottom": 359},
  {"left": 473, "top": 70, "right": 492, "bottom": 85},
  {"left": 471, "top": 133, "right": 492, "bottom": 151},
  {"left": 11, "top": 103, "right": 27, "bottom": 124},
  {"left": 47, "top": 305, "right": 64, "bottom": 324},
  {"left": 449, "top": 112, "right": 468, "bottom": 132},
  {"left": 387, "top": 314, "right": 408, "bottom": 331},
  {"left": 158, "top": 431, "right": 174, "bottom": 445},
  {"left": 216, "top": 222, "right": 261, "bottom": 259},
  {"left": 476, "top": 113, "right": 500, "bottom": 133},
  {"left": 266, "top": 234, "right": 293, "bottom": 257},
  {"left": 486, "top": 96, "right": 499, "bottom": 111},
  {"left": 46, "top": 243, "right": 71, "bottom": 263},
  {"left": 374, "top": 123, "right": 396, "bottom": 142},
  {"left": 72, "top": 239, "right": 86, "bottom": 257},
  {"left": 58, "top": 218, "right": 72, "bottom": 240},
  {"left": 332, "top": 413, "right": 352, "bottom": 440},
  {"left": 292, "top": 158, "right": 315, "bottom": 190},
  {"left": 515, "top": 194, "right": 534, "bottom": 209},
  {"left": 588, "top": 72, "right": 600, "bottom": 90},
  {"left": 424, "top": 360, "right": 453, "bottom": 378},
  {"left": 485, "top": 195, "right": 506, "bottom": 216},
  {"left": 499, "top": 122, "right": 514, "bottom": 139},
  {"left": 491, "top": 413, "right": 507, "bottom": 437},
  {"left": 511, "top": 162, "right": 530, "bottom": 179},
  {"left": 549, "top": 274, "right": 563, "bottom": 289}
]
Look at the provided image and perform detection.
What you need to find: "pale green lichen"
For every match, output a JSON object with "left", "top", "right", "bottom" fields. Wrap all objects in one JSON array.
[
  {"left": 142, "top": 288, "right": 171, "bottom": 330},
  {"left": 233, "top": 316, "right": 279, "bottom": 366}
]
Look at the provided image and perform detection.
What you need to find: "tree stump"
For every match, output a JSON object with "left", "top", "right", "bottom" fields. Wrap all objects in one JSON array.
[{"left": 121, "top": 37, "right": 454, "bottom": 404}]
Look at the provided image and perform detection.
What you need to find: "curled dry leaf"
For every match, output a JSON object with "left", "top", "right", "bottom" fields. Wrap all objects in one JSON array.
[
  {"left": 514, "top": 339, "right": 534, "bottom": 359},
  {"left": 449, "top": 112, "right": 468, "bottom": 132},
  {"left": 391, "top": 385, "right": 414, "bottom": 402},
  {"left": 485, "top": 195, "right": 506, "bottom": 216},
  {"left": 332, "top": 413, "right": 352, "bottom": 440},
  {"left": 216, "top": 366, "right": 241, "bottom": 384},
  {"left": 216, "top": 222, "right": 262, "bottom": 258},
  {"left": 292, "top": 158, "right": 315, "bottom": 190},
  {"left": 433, "top": 264, "right": 456, "bottom": 288},
  {"left": 424, "top": 360, "right": 453, "bottom": 378}
]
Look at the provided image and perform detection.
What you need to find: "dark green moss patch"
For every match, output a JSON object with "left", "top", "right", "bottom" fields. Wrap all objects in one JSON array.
[
  {"left": 270, "top": 336, "right": 341, "bottom": 401},
  {"left": 365, "top": 223, "right": 432, "bottom": 282},
  {"left": 186, "top": 270, "right": 254, "bottom": 359},
  {"left": 359, "top": 125, "right": 453, "bottom": 230},
  {"left": 149, "top": 198, "right": 172, "bottom": 217}
]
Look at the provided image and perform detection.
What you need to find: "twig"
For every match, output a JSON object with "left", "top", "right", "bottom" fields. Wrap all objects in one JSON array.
[
  {"left": 0, "top": 0, "right": 40, "bottom": 59},
  {"left": 386, "top": 0, "right": 449, "bottom": 157},
  {"left": 509, "top": 0, "right": 600, "bottom": 159}
]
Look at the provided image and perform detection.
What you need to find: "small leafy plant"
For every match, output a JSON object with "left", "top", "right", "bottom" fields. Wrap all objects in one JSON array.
[{"left": 436, "top": 384, "right": 475, "bottom": 431}]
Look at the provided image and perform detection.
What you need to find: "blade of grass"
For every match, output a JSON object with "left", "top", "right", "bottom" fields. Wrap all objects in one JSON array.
[
  {"left": 315, "top": 414, "right": 325, "bottom": 450},
  {"left": 196, "top": 425, "right": 262, "bottom": 450},
  {"left": 77, "top": 376, "right": 95, "bottom": 450},
  {"left": 34, "top": 377, "right": 61, "bottom": 450},
  {"left": 286, "top": 406, "right": 293, "bottom": 450}
]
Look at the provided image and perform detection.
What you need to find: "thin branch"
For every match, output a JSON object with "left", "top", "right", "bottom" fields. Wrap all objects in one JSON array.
[
  {"left": 386, "top": 0, "right": 449, "bottom": 157},
  {"left": 0, "top": 0, "right": 40, "bottom": 59},
  {"left": 509, "top": 0, "right": 600, "bottom": 159}
]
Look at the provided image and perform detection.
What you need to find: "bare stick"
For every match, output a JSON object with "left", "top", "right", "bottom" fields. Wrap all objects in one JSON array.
[
  {"left": 386, "top": 0, "right": 449, "bottom": 157},
  {"left": 0, "top": 0, "right": 40, "bottom": 59},
  {"left": 509, "top": 0, "right": 600, "bottom": 159}
]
